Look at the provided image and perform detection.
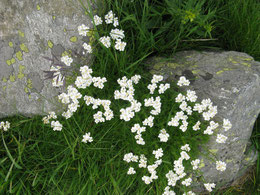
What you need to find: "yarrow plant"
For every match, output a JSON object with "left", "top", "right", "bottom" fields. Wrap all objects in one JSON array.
[{"left": 40, "top": 9, "right": 234, "bottom": 194}]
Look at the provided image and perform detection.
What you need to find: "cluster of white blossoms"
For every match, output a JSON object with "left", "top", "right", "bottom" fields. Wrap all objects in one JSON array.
[
  {"left": 204, "top": 183, "right": 216, "bottom": 192},
  {"left": 216, "top": 160, "right": 226, "bottom": 172},
  {"left": 82, "top": 132, "right": 93, "bottom": 143},
  {"left": 79, "top": 10, "right": 126, "bottom": 54},
  {"left": 0, "top": 121, "right": 10, "bottom": 131},
  {"left": 148, "top": 75, "right": 170, "bottom": 95},
  {"left": 84, "top": 96, "right": 114, "bottom": 123},
  {"left": 164, "top": 144, "right": 195, "bottom": 194},
  {"left": 131, "top": 124, "right": 146, "bottom": 145},
  {"left": 191, "top": 159, "right": 200, "bottom": 170},
  {"left": 114, "top": 75, "right": 142, "bottom": 121},
  {"left": 168, "top": 110, "right": 189, "bottom": 132},
  {"left": 58, "top": 85, "right": 82, "bottom": 120},
  {"left": 158, "top": 129, "right": 170, "bottom": 142},
  {"left": 177, "top": 76, "right": 190, "bottom": 87},
  {"left": 144, "top": 96, "right": 162, "bottom": 116},
  {"left": 42, "top": 112, "right": 62, "bottom": 131}
]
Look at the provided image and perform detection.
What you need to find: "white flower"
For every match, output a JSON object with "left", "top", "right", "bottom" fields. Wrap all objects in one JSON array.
[
  {"left": 184, "top": 191, "right": 196, "bottom": 195},
  {"left": 191, "top": 159, "right": 200, "bottom": 170},
  {"left": 131, "top": 75, "right": 141, "bottom": 84},
  {"left": 83, "top": 43, "right": 92, "bottom": 53},
  {"left": 192, "top": 121, "right": 201, "bottom": 131},
  {"left": 58, "top": 93, "right": 70, "bottom": 104},
  {"left": 78, "top": 24, "right": 90, "bottom": 36},
  {"left": 93, "top": 15, "right": 103, "bottom": 26},
  {"left": 147, "top": 83, "right": 157, "bottom": 94},
  {"left": 163, "top": 186, "right": 176, "bottom": 195},
  {"left": 110, "top": 29, "right": 125, "bottom": 40},
  {"left": 186, "top": 90, "right": 197, "bottom": 102},
  {"left": 105, "top": 10, "right": 114, "bottom": 24},
  {"left": 180, "top": 151, "right": 190, "bottom": 160},
  {"left": 142, "top": 176, "right": 152, "bottom": 185},
  {"left": 123, "top": 153, "right": 133, "bottom": 163},
  {"left": 204, "top": 183, "right": 216, "bottom": 192},
  {"left": 114, "top": 39, "right": 127, "bottom": 51},
  {"left": 177, "top": 76, "right": 190, "bottom": 86},
  {"left": 138, "top": 154, "right": 147, "bottom": 168},
  {"left": 175, "top": 93, "right": 186, "bottom": 103},
  {"left": 82, "top": 132, "right": 93, "bottom": 143},
  {"left": 216, "top": 134, "right": 228, "bottom": 143},
  {"left": 113, "top": 17, "right": 119, "bottom": 27},
  {"left": 158, "top": 83, "right": 170, "bottom": 94},
  {"left": 142, "top": 116, "right": 154, "bottom": 127},
  {"left": 51, "top": 121, "right": 62, "bottom": 131},
  {"left": 158, "top": 129, "right": 169, "bottom": 142},
  {"left": 181, "top": 178, "right": 192, "bottom": 186},
  {"left": 99, "top": 36, "right": 111, "bottom": 48},
  {"left": 0, "top": 121, "right": 10, "bottom": 131},
  {"left": 62, "top": 110, "right": 73, "bottom": 119},
  {"left": 223, "top": 118, "right": 232, "bottom": 131},
  {"left": 181, "top": 144, "right": 190, "bottom": 152},
  {"left": 216, "top": 161, "right": 226, "bottom": 172},
  {"left": 61, "top": 55, "right": 73, "bottom": 66},
  {"left": 153, "top": 148, "right": 164, "bottom": 159},
  {"left": 127, "top": 167, "right": 136, "bottom": 175},
  {"left": 93, "top": 111, "right": 105, "bottom": 123}
]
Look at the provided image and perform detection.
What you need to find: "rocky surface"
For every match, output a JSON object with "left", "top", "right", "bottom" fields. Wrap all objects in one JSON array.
[
  {"left": 148, "top": 50, "right": 259, "bottom": 192},
  {"left": 0, "top": 0, "right": 93, "bottom": 118}
]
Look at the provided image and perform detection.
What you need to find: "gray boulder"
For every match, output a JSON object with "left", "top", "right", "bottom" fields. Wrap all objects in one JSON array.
[
  {"left": 147, "top": 50, "right": 259, "bottom": 192},
  {"left": 0, "top": 0, "right": 93, "bottom": 118}
]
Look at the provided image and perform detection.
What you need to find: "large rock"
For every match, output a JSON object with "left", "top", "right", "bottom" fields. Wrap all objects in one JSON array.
[
  {"left": 148, "top": 50, "right": 259, "bottom": 191},
  {"left": 0, "top": 0, "right": 93, "bottom": 118}
]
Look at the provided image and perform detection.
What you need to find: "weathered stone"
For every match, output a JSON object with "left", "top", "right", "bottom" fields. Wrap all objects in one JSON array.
[
  {"left": 148, "top": 50, "right": 259, "bottom": 192},
  {"left": 0, "top": 0, "right": 93, "bottom": 118}
]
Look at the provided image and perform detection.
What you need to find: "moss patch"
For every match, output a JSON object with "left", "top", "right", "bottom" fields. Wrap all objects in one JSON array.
[
  {"left": 16, "top": 51, "right": 23, "bottom": 61},
  {"left": 70, "top": 36, "right": 78, "bottom": 42},
  {"left": 48, "top": 40, "right": 54, "bottom": 48},
  {"left": 18, "top": 30, "right": 25, "bottom": 38},
  {"left": 9, "top": 74, "right": 16, "bottom": 82},
  {"left": 20, "top": 43, "right": 29, "bottom": 53},
  {"left": 17, "top": 65, "right": 25, "bottom": 79},
  {"left": 9, "top": 42, "right": 13, "bottom": 48}
]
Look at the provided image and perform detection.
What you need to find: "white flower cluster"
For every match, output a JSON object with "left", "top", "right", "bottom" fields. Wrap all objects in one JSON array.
[
  {"left": 142, "top": 115, "right": 154, "bottom": 127},
  {"left": 192, "top": 121, "right": 201, "bottom": 131},
  {"left": 165, "top": 147, "right": 191, "bottom": 189},
  {"left": 96, "top": 10, "right": 127, "bottom": 51},
  {"left": 177, "top": 76, "right": 190, "bottom": 87},
  {"left": 114, "top": 75, "right": 142, "bottom": 121},
  {"left": 58, "top": 85, "right": 82, "bottom": 119},
  {"left": 82, "top": 132, "right": 93, "bottom": 143},
  {"left": 158, "top": 129, "right": 169, "bottom": 142},
  {"left": 144, "top": 96, "right": 162, "bottom": 116},
  {"left": 131, "top": 124, "right": 146, "bottom": 145},
  {"left": 42, "top": 112, "right": 62, "bottom": 131},
  {"left": 78, "top": 24, "right": 90, "bottom": 36},
  {"left": 216, "top": 119, "right": 231, "bottom": 143},
  {"left": 141, "top": 149, "right": 163, "bottom": 185},
  {"left": 216, "top": 160, "right": 226, "bottom": 172},
  {"left": 204, "top": 183, "right": 216, "bottom": 192},
  {"left": 42, "top": 111, "right": 57, "bottom": 124},
  {"left": 84, "top": 96, "right": 114, "bottom": 123},
  {"left": 51, "top": 121, "right": 62, "bottom": 131},
  {"left": 163, "top": 186, "right": 176, "bottom": 195},
  {"left": 168, "top": 111, "right": 189, "bottom": 132},
  {"left": 61, "top": 55, "right": 73, "bottom": 66},
  {"left": 83, "top": 43, "right": 92, "bottom": 54},
  {"left": 0, "top": 121, "right": 10, "bottom": 131},
  {"left": 203, "top": 120, "right": 219, "bottom": 135},
  {"left": 147, "top": 75, "right": 170, "bottom": 94},
  {"left": 191, "top": 159, "right": 200, "bottom": 170},
  {"left": 123, "top": 150, "right": 164, "bottom": 185},
  {"left": 105, "top": 10, "right": 119, "bottom": 27}
]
